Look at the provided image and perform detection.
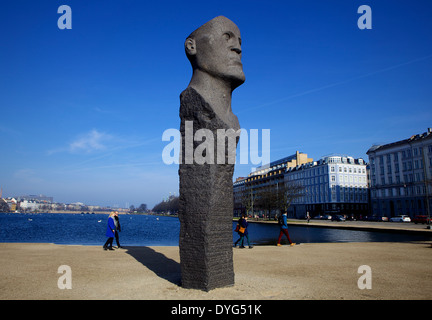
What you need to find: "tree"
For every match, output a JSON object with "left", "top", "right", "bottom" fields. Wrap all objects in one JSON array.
[
  {"left": 275, "top": 181, "right": 305, "bottom": 213},
  {"left": 0, "top": 199, "right": 10, "bottom": 213},
  {"left": 137, "top": 203, "right": 148, "bottom": 213},
  {"left": 241, "top": 188, "right": 257, "bottom": 217},
  {"left": 255, "top": 189, "right": 278, "bottom": 219},
  {"left": 152, "top": 196, "right": 179, "bottom": 214}
]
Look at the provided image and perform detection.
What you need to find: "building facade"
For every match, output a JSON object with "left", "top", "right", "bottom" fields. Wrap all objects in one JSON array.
[
  {"left": 233, "top": 151, "right": 313, "bottom": 218},
  {"left": 233, "top": 152, "right": 369, "bottom": 219},
  {"left": 367, "top": 128, "right": 432, "bottom": 218},
  {"left": 17, "top": 194, "right": 53, "bottom": 203},
  {"left": 285, "top": 155, "right": 368, "bottom": 218}
]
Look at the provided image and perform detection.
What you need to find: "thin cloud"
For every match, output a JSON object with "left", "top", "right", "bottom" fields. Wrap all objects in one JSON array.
[
  {"left": 48, "top": 129, "right": 161, "bottom": 156},
  {"left": 47, "top": 129, "right": 115, "bottom": 155},
  {"left": 69, "top": 129, "right": 112, "bottom": 153}
]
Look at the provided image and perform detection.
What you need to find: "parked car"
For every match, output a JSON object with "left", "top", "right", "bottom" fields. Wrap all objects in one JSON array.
[
  {"left": 321, "top": 215, "right": 332, "bottom": 220},
  {"left": 313, "top": 215, "right": 323, "bottom": 220},
  {"left": 389, "top": 215, "right": 411, "bottom": 222},
  {"left": 368, "top": 215, "right": 389, "bottom": 222},
  {"left": 412, "top": 215, "right": 431, "bottom": 224},
  {"left": 346, "top": 214, "right": 356, "bottom": 221},
  {"left": 331, "top": 215, "right": 345, "bottom": 221}
]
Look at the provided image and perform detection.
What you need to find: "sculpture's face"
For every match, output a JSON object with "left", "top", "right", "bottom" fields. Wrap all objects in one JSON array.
[{"left": 187, "top": 17, "right": 245, "bottom": 90}]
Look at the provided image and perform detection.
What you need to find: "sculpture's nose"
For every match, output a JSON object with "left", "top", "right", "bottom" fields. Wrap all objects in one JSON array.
[{"left": 231, "top": 47, "right": 242, "bottom": 55}]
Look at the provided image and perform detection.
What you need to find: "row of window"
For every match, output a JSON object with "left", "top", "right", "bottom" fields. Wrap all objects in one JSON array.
[
  {"left": 371, "top": 185, "right": 430, "bottom": 198},
  {"left": 370, "top": 145, "right": 432, "bottom": 166},
  {"left": 287, "top": 164, "right": 366, "bottom": 180},
  {"left": 331, "top": 175, "right": 367, "bottom": 183},
  {"left": 330, "top": 166, "right": 366, "bottom": 174},
  {"left": 294, "top": 187, "right": 368, "bottom": 204},
  {"left": 372, "top": 171, "right": 426, "bottom": 186},
  {"left": 294, "top": 195, "right": 368, "bottom": 204},
  {"left": 372, "top": 159, "right": 427, "bottom": 175}
]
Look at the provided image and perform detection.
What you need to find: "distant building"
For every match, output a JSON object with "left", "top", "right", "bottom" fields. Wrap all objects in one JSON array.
[
  {"left": 286, "top": 155, "right": 368, "bottom": 218},
  {"left": 233, "top": 152, "right": 369, "bottom": 219},
  {"left": 19, "top": 200, "right": 42, "bottom": 212},
  {"left": 17, "top": 194, "right": 53, "bottom": 203},
  {"left": 4, "top": 198, "right": 17, "bottom": 211},
  {"left": 367, "top": 128, "right": 432, "bottom": 218},
  {"left": 233, "top": 151, "right": 313, "bottom": 217}
]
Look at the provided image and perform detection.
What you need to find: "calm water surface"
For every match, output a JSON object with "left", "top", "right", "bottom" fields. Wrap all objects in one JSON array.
[
  {"left": 0, "top": 213, "right": 179, "bottom": 246},
  {"left": 0, "top": 212, "right": 430, "bottom": 246}
]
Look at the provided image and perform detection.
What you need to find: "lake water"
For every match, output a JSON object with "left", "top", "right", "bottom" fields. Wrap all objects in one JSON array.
[{"left": 0, "top": 212, "right": 430, "bottom": 246}]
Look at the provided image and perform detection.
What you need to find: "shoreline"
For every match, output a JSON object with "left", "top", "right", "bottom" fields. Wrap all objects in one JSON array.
[
  {"left": 249, "top": 218, "right": 432, "bottom": 236},
  {"left": 6, "top": 211, "right": 431, "bottom": 235},
  {"left": 1, "top": 241, "right": 431, "bottom": 300}
]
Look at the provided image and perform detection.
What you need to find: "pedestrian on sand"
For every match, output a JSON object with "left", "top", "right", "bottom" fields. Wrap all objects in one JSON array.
[
  {"left": 277, "top": 211, "right": 295, "bottom": 247},
  {"left": 103, "top": 212, "right": 116, "bottom": 250},
  {"left": 234, "top": 214, "right": 253, "bottom": 249},
  {"left": 234, "top": 215, "right": 244, "bottom": 247},
  {"left": 113, "top": 211, "right": 123, "bottom": 248}
]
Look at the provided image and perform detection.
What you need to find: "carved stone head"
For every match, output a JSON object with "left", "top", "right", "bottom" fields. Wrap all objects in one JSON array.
[{"left": 185, "top": 16, "right": 245, "bottom": 91}]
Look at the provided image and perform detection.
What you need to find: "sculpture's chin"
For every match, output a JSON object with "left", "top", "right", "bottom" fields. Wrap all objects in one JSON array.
[
  {"left": 220, "top": 68, "right": 245, "bottom": 91},
  {"left": 230, "top": 74, "right": 245, "bottom": 91}
]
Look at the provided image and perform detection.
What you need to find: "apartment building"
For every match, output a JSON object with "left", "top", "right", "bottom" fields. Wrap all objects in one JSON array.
[
  {"left": 233, "top": 152, "right": 369, "bottom": 219},
  {"left": 285, "top": 155, "right": 368, "bottom": 218},
  {"left": 367, "top": 128, "right": 432, "bottom": 218},
  {"left": 233, "top": 151, "right": 313, "bottom": 217}
]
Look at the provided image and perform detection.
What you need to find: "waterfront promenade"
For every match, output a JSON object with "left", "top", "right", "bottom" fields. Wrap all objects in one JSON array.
[
  {"left": 1, "top": 240, "right": 431, "bottom": 300},
  {"left": 264, "top": 218, "right": 432, "bottom": 235}
]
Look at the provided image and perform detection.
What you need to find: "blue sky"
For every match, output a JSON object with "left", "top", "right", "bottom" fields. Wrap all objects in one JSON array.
[{"left": 1, "top": 0, "right": 431, "bottom": 208}]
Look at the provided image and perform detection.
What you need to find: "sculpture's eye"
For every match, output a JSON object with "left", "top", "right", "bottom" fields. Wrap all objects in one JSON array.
[{"left": 223, "top": 32, "right": 233, "bottom": 41}]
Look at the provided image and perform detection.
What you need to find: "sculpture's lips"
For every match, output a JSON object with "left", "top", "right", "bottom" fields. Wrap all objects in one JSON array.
[{"left": 229, "top": 60, "right": 243, "bottom": 67}]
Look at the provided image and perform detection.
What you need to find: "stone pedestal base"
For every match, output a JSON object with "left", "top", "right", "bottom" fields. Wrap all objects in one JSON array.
[{"left": 179, "top": 88, "right": 238, "bottom": 291}]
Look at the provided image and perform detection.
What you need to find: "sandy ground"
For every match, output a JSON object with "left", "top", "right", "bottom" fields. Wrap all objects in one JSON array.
[{"left": 0, "top": 242, "right": 431, "bottom": 300}]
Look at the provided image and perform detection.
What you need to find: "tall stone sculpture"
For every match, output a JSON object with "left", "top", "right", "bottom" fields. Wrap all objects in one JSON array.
[{"left": 179, "top": 16, "right": 245, "bottom": 291}]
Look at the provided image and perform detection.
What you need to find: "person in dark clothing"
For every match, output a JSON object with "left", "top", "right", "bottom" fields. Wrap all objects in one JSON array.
[
  {"left": 103, "top": 212, "right": 116, "bottom": 250},
  {"left": 234, "top": 214, "right": 253, "bottom": 249},
  {"left": 113, "top": 211, "right": 123, "bottom": 248},
  {"left": 234, "top": 216, "right": 244, "bottom": 247}
]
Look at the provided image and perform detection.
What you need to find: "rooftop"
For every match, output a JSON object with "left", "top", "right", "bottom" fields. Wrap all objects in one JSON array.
[{"left": 367, "top": 128, "right": 432, "bottom": 154}]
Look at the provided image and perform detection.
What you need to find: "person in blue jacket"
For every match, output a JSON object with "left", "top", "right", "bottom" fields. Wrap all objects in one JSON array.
[
  {"left": 103, "top": 212, "right": 116, "bottom": 250},
  {"left": 234, "top": 214, "right": 253, "bottom": 249},
  {"left": 277, "top": 211, "right": 295, "bottom": 246}
]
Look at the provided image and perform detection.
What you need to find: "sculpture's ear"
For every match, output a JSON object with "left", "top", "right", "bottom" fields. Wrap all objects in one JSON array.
[{"left": 185, "top": 38, "right": 196, "bottom": 56}]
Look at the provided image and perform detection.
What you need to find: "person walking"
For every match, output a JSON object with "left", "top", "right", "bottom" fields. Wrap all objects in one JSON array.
[
  {"left": 103, "top": 212, "right": 116, "bottom": 250},
  {"left": 234, "top": 215, "right": 245, "bottom": 247},
  {"left": 234, "top": 214, "right": 253, "bottom": 249},
  {"left": 113, "top": 211, "right": 123, "bottom": 248},
  {"left": 277, "top": 211, "right": 295, "bottom": 246}
]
